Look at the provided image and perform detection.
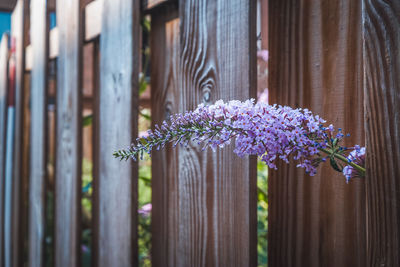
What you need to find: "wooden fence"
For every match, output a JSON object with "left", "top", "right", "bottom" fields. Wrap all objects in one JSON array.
[{"left": 0, "top": 0, "right": 399, "bottom": 267}]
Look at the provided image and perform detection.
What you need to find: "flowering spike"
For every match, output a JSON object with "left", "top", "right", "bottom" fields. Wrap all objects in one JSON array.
[{"left": 114, "top": 100, "right": 366, "bottom": 180}]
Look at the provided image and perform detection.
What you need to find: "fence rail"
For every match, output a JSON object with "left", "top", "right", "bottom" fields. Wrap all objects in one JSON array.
[{"left": 0, "top": 0, "right": 399, "bottom": 267}]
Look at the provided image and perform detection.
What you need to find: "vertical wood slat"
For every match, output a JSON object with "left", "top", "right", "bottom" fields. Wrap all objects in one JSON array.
[
  {"left": 28, "top": 0, "right": 48, "bottom": 266},
  {"left": 150, "top": 7, "right": 180, "bottom": 267},
  {"left": 180, "top": 0, "right": 257, "bottom": 265},
  {"left": 10, "top": 1, "right": 28, "bottom": 266},
  {"left": 268, "top": 1, "right": 366, "bottom": 266},
  {"left": 21, "top": 71, "right": 31, "bottom": 266},
  {"left": 363, "top": 1, "right": 400, "bottom": 266},
  {"left": 96, "top": 0, "right": 140, "bottom": 266},
  {"left": 4, "top": 7, "right": 18, "bottom": 266},
  {"left": 0, "top": 33, "right": 9, "bottom": 267},
  {"left": 91, "top": 39, "right": 100, "bottom": 267},
  {"left": 55, "top": 0, "right": 83, "bottom": 266},
  {"left": 151, "top": 1, "right": 257, "bottom": 266}
]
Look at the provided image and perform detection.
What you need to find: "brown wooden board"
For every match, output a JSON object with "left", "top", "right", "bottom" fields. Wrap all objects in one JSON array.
[
  {"left": 363, "top": 1, "right": 400, "bottom": 266},
  {"left": 21, "top": 72, "right": 31, "bottom": 267},
  {"left": 0, "top": 0, "right": 16, "bottom": 12},
  {"left": 28, "top": 0, "right": 48, "bottom": 266},
  {"left": 54, "top": 0, "right": 83, "bottom": 266},
  {"left": 10, "top": 1, "right": 29, "bottom": 266},
  {"left": 150, "top": 7, "right": 180, "bottom": 267},
  {"left": 95, "top": 0, "right": 140, "bottom": 265},
  {"left": 91, "top": 40, "right": 100, "bottom": 267},
  {"left": 3, "top": 0, "right": 56, "bottom": 12},
  {"left": 151, "top": 1, "right": 257, "bottom": 266},
  {"left": 268, "top": 1, "right": 366, "bottom": 266},
  {"left": 0, "top": 33, "right": 8, "bottom": 267}
]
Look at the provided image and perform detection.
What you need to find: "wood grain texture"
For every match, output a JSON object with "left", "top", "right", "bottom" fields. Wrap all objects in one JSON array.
[
  {"left": 55, "top": 0, "right": 83, "bottom": 266},
  {"left": 10, "top": 1, "right": 28, "bottom": 266},
  {"left": 96, "top": 0, "right": 139, "bottom": 266},
  {"left": 150, "top": 8, "right": 180, "bottom": 267},
  {"left": 21, "top": 72, "right": 31, "bottom": 267},
  {"left": 0, "top": 0, "right": 16, "bottom": 12},
  {"left": 0, "top": 33, "right": 8, "bottom": 267},
  {"left": 363, "top": 1, "right": 400, "bottom": 266},
  {"left": 25, "top": 45, "right": 32, "bottom": 71},
  {"left": 28, "top": 0, "right": 48, "bottom": 267},
  {"left": 151, "top": 1, "right": 257, "bottom": 266},
  {"left": 268, "top": 1, "right": 366, "bottom": 266},
  {"left": 179, "top": 1, "right": 257, "bottom": 265}
]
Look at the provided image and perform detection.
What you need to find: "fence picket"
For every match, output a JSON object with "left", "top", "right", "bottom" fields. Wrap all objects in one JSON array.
[
  {"left": 363, "top": 1, "right": 400, "bottom": 266},
  {"left": 28, "top": 0, "right": 48, "bottom": 266},
  {"left": 2, "top": 0, "right": 399, "bottom": 265},
  {"left": 268, "top": 1, "right": 366, "bottom": 266},
  {"left": 152, "top": 1, "right": 258, "bottom": 266},
  {"left": 0, "top": 33, "right": 9, "bottom": 267},
  {"left": 95, "top": 0, "right": 140, "bottom": 265},
  {"left": 150, "top": 7, "right": 180, "bottom": 267},
  {"left": 55, "top": 0, "right": 83, "bottom": 266},
  {"left": 10, "top": 1, "right": 28, "bottom": 266}
]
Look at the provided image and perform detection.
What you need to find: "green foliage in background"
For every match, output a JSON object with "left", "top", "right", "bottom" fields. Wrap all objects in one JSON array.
[
  {"left": 81, "top": 158, "right": 93, "bottom": 266},
  {"left": 257, "top": 160, "right": 268, "bottom": 266},
  {"left": 138, "top": 107, "right": 152, "bottom": 267},
  {"left": 138, "top": 155, "right": 152, "bottom": 266}
]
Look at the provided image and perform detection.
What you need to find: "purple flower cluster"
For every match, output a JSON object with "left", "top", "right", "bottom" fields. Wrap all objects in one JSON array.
[
  {"left": 114, "top": 99, "right": 365, "bottom": 179},
  {"left": 138, "top": 203, "right": 152, "bottom": 217},
  {"left": 342, "top": 146, "right": 366, "bottom": 182}
]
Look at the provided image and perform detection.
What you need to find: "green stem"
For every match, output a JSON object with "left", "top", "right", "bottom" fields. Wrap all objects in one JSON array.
[{"left": 319, "top": 147, "right": 366, "bottom": 176}]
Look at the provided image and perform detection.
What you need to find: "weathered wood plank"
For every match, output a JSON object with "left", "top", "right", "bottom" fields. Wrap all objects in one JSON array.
[
  {"left": 4, "top": 5, "right": 23, "bottom": 266},
  {"left": 155, "top": 1, "right": 257, "bottom": 266},
  {"left": 54, "top": 0, "right": 83, "bottom": 266},
  {"left": 0, "top": 33, "right": 9, "bottom": 267},
  {"left": 0, "top": 0, "right": 55, "bottom": 12},
  {"left": 28, "top": 0, "right": 48, "bottom": 266},
  {"left": 25, "top": 1, "right": 103, "bottom": 68},
  {"left": 21, "top": 71, "right": 31, "bottom": 267},
  {"left": 25, "top": 45, "right": 32, "bottom": 71},
  {"left": 150, "top": 8, "right": 180, "bottom": 267},
  {"left": 10, "top": 0, "right": 28, "bottom": 266},
  {"left": 0, "top": 0, "right": 16, "bottom": 12},
  {"left": 91, "top": 39, "right": 100, "bottom": 267},
  {"left": 363, "top": 1, "right": 400, "bottom": 266},
  {"left": 95, "top": 0, "right": 140, "bottom": 265},
  {"left": 268, "top": 1, "right": 366, "bottom": 266}
]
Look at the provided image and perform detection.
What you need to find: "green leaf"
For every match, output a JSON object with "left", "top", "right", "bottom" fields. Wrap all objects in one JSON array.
[
  {"left": 330, "top": 156, "right": 342, "bottom": 172},
  {"left": 257, "top": 186, "right": 268, "bottom": 201},
  {"left": 139, "top": 176, "right": 151, "bottom": 186},
  {"left": 139, "top": 110, "right": 151, "bottom": 121},
  {"left": 83, "top": 114, "right": 93, "bottom": 127},
  {"left": 139, "top": 79, "right": 148, "bottom": 96},
  {"left": 82, "top": 181, "right": 92, "bottom": 193},
  {"left": 333, "top": 138, "right": 338, "bottom": 147},
  {"left": 141, "top": 18, "right": 151, "bottom": 33}
]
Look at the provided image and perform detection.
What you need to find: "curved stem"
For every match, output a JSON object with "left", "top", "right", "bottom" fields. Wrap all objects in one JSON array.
[{"left": 319, "top": 147, "right": 366, "bottom": 176}]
